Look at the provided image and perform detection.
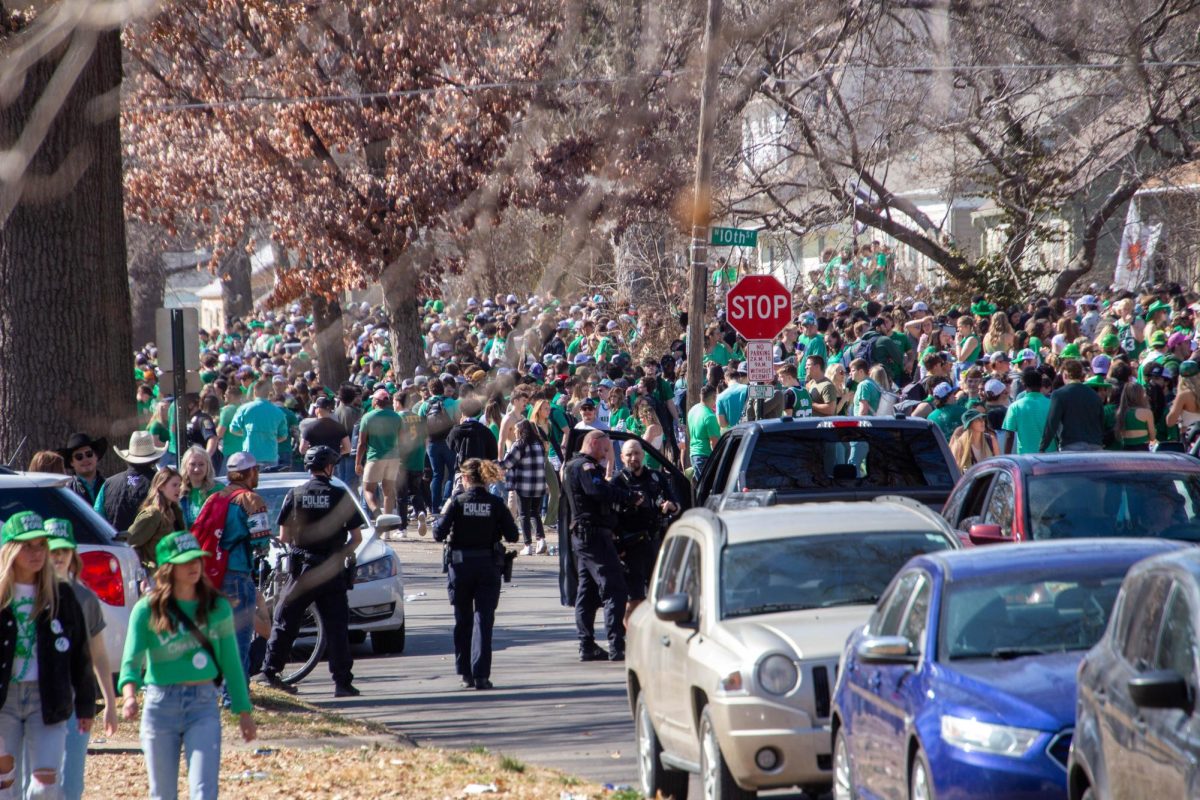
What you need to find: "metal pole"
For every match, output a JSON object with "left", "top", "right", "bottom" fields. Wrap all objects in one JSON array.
[
  {"left": 172, "top": 309, "right": 187, "bottom": 470},
  {"left": 685, "top": 0, "right": 723, "bottom": 415}
]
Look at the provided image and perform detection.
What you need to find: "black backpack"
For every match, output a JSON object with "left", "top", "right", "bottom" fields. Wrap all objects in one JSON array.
[{"left": 425, "top": 397, "right": 452, "bottom": 441}]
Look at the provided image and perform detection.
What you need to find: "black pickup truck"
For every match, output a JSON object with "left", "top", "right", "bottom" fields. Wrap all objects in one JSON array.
[{"left": 695, "top": 416, "right": 960, "bottom": 511}]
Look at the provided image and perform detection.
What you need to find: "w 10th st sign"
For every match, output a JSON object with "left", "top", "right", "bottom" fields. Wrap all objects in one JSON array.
[{"left": 725, "top": 275, "right": 791, "bottom": 341}]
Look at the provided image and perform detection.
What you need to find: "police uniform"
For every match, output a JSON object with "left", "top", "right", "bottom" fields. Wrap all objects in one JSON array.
[
  {"left": 562, "top": 453, "right": 639, "bottom": 659},
  {"left": 613, "top": 465, "right": 678, "bottom": 601},
  {"left": 262, "top": 473, "right": 366, "bottom": 690},
  {"left": 433, "top": 486, "right": 518, "bottom": 688}
]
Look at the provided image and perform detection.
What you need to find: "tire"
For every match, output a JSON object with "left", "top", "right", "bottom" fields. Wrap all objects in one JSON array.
[
  {"left": 280, "top": 604, "right": 326, "bottom": 685},
  {"left": 699, "top": 707, "right": 756, "bottom": 800},
  {"left": 832, "top": 726, "right": 858, "bottom": 800},
  {"left": 635, "top": 693, "right": 688, "bottom": 800},
  {"left": 371, "top": 624, "right": 406, "bottom": 655},
  {"left": 909, "top": 747, "right": 936, "bottom": 800}
]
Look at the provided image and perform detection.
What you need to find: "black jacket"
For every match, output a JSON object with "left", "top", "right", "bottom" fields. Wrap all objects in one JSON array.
[
  {"left": 0, "top": 582, "right": 95, "bottom": 724},
  {"left": 446, "top": 419, "right": 498, "bottom": 467},
  {"left": 1040, "top": 382, "right": 1105, "bottom": 451},
  {"left": 433, "top": 486, "right": 519, "bottom": 550}
]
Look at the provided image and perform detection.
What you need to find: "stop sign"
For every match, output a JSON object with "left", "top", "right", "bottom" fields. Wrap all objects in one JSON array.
[{"left": 725, "top": 275, "right": 792, "bottom": 340}]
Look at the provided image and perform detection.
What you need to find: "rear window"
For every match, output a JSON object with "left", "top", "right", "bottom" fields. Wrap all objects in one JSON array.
[
  {"left": 0, "top": 487, "right": 116, "bottom": 546},
  {"left": 1028, "top": 470, "right": 1200, "bottom": 541},
  {"left": 744, "top": 426, "right": 954, "bottom": 492}
]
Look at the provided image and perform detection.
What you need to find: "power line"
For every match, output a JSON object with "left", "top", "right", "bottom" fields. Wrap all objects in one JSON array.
[
  {"left": 136, "top": 70, "right": 693, "bottom": 113},
  {"left": 770, "top": 60, "right": 1200, "bottom": 78}
]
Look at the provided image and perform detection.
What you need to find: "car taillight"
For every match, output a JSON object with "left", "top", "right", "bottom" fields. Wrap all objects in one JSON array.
[
  {"left": 818, "top": 420, "right": 872, "bottom": 428},
  {"left": 79, "top": 551, "right": 125, "bottom": 607}
]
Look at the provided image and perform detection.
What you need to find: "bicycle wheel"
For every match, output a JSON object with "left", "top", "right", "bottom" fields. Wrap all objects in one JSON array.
[{"left": 280, "top": 604, "right": 327, "bottom": 685}]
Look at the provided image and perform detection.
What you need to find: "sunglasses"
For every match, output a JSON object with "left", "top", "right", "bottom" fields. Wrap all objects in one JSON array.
[{"left": 72, "top": 450, "right": 95, "bottom": 461}]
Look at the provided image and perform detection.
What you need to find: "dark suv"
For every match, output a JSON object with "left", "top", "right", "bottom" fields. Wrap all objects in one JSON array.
[{"left": 695, "top": 416, "right": 959, "bottom": 510}]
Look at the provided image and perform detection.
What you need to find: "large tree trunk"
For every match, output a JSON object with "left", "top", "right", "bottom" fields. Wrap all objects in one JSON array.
[
  {"left": 219, "top": 244, "right": 253, "bottom": 322},
  {"left": 129, "top": 248, "right": 165, "bottom": 347},
  {"left": 311, "top": 293, "right": 349, "bottom": 389},
  {"left": 381, "top": 260, "right": 425, "bottom": 377},
  {"left": 0, "top": 30, "right": 134, "bottom": 466}
]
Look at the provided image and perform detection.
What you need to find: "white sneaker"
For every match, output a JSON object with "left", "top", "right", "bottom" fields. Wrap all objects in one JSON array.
[
  {"left": 534, "top": 539, "right": 547, "bottom": 555},
  {"left": 519, "top": 545, "right": 533, "bottom": 556},
  {"left": 417, "top": 515, "right": 428, "bottom": 537}
]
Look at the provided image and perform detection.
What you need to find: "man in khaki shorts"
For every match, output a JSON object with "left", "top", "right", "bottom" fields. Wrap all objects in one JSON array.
[{"left": 356, "top": 388, "right": 403, "bottom": 519}]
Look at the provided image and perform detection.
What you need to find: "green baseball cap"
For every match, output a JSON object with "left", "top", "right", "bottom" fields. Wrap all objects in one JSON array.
[
  {"left": 1100, "top": 333, "right": 1120, "bottom": 350},
  {"left": 1060, "top": 343, "right": 1082, "bottom": 360},
  {"left": 1, "top": 512, "right": 49, "bottom": 545},
  {"left": 44, "top": 518, "right": 76, "bottom": 551},
  {"left": 1149, "top": 331, "right": 1168, "bottom": 347},
  {"left": 1084, "top": 375, "right": 1109, "bottom": 388},
  {"left": 155, "top": 531, "right": 210, "bottom": 566}
]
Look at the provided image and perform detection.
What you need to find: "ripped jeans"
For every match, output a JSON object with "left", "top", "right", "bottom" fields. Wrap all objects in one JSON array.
[{"left": 0, "top": 682, "right": 67, "bottom": 799}]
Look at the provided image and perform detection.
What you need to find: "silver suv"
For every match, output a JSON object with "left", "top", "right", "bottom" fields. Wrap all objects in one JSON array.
[{"left": 626, "top": 498, "right": 960, "bottom": 799}]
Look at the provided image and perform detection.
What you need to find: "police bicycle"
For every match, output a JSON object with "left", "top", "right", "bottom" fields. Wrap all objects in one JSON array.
[{"left": 248, "top": 536, "right": 327, "bottom": 685}]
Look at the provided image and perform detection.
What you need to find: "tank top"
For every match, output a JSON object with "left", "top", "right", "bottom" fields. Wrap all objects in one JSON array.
[{"left": 1121, "top": 409, "right": 1150, "bottom": 445}]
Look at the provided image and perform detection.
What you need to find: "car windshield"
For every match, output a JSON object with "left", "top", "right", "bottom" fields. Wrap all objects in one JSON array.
[
  {"left": 1027, "top": 471, "right": 1200, "bottom": 541},
  {"left": 0, "top": 486, "right": 116, "bottom": 546},
  {"left": 743, "top": 427, "right": 954, "bottom": 492},
  {"left": 721, "top": 531, "right": 954, "bottom": 618},
  {"left": 941, "top": 567, "right": 1126, "bottom": 661}
]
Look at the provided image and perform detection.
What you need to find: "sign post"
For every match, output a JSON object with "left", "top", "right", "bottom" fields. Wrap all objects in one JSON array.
[
  {"left": 725, "top": 276, "right": 791, "bottom": 421},
  {"left": 156, "top": 308, "right": 201, "bottom": 469}
]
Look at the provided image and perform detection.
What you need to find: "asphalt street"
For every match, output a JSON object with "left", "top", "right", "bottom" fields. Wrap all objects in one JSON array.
[{"left": 298, "top": 532, "right": 819, "bottom": 798}]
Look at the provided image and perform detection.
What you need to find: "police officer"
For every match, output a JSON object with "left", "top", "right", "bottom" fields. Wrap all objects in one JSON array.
[
  {"left": 563, "top": 430, "right": 643, "bottom": 662},
  {"left": 433, "top": 458, "right": 518, "bottom": 690},
  {"left": 613, "top": 440, "right": 679, "bottom": 625},
  {"left": 259, "top": 445, "right": 365, "bottom": 697}
]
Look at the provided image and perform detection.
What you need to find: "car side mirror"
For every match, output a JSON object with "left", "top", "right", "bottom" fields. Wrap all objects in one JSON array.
[
  {"left": 1129, "top": 670, "right": 1192, "bottom": 710},
  {"left": 856, "top": 635, "right": 919, "bottom": 665},
  {"left": 373, "top": 514, "right": 404, "bottom": 534},
  {"left": 655, "top": 593, "right": 693, "bottom": 625},
  {"left": 968, "top": 524, "right": 1007, "bottom": 546}
]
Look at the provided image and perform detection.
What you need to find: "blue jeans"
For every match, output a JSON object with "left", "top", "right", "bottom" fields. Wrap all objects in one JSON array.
[
  {"left": 0, "top": 683, "right": 66, "bottom": 800},
  {"left": 691, "top": 454, "right": 709, "bottom": 480},
  {"left": 61, "top": 713, "right": 88, "bottom": 800},
  {"left": 220, "top": 571, "right": 256, "bottom": 702},
  {"left": 141, "top": 684, "right": 222, "bottom": 800},
  {"left": 427, "top": 440, "right": 455, "bottom": 511},
  {"left": 335, "top": 454, "right": 358, "bottom": 492}
]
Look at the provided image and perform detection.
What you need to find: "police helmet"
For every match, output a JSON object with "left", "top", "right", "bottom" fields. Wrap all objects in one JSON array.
[{"left": 304, "top": 445, "right": 340, "bottom": 472}]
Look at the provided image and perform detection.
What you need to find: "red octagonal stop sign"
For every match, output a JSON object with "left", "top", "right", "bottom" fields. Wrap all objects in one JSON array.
[{"left": 725, "top": 275, "right": 791, "bottom": 340}]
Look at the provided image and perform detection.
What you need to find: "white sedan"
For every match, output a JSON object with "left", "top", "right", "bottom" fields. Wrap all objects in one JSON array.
[{"left": 256, "top": 472, "right": 406, "bottom": 654}]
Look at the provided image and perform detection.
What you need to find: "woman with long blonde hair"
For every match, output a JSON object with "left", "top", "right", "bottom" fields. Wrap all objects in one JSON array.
[
  {"left": 179, "top": 447, "right": 219, "bottom": 528},
  {"left": 127, "top": 467, "right": 185, "bottom": 570},
  {"left": 0, "top": 512, "right": 95, "bottom": 798},
  {"left": 982, "top": 311, "right": 1014, "bottom": 355},
  {"left": 119, "top": 531, "right": 255, "bottom": 799}
]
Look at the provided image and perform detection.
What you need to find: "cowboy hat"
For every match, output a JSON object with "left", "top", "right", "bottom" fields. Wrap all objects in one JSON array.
[
  {"left": 57, "top": 432, "right": 108, "bottom": 463},
  {"left": 115, "top": 431, "right": 166, "bottom": 464}
]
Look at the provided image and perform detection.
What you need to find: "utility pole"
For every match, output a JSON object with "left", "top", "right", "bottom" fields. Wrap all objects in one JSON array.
[{"left": 685, "top": 0, "right": 723, "bottom": 414}]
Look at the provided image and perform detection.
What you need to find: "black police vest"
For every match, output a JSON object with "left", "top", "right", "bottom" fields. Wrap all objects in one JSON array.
[
  {"left": 102, "top": 468, "right": 154, "bottom": 532},
  {"left": 287, "top": 478, "right": 355, "bottom": 556},
  {"left": 446, "top": 489, "right": 505, "bottom": 550},
  {"left": 564, "top": 456, "right": 618, "bottom": 530}
]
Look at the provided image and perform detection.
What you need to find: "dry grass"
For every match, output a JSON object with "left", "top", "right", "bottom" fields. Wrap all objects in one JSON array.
[{"left": 84, "top": 686, "right": 611, "bottom": 799}]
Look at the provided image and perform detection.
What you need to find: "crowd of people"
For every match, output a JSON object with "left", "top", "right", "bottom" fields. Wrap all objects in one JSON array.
[{"left": 14, "top": 275, "right": 1200, "bottom": 797}]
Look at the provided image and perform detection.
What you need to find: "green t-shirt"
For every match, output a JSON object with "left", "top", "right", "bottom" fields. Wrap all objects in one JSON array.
[
  {"left": 798, "top": 333, "right": 827, "bottom": 362},
  {"left": 853, "top": 378, "right": 882, "bottom": 416},
  {"left": 889, "top": 330, "right": 912, "bottom": 354},
  {"left": 278, "top": 406, "right": 299, "bottom": 465},
  {"left": 928, "top": 403, "right": 966, "bottom": 440},
  {"left": 218, "top": 404, "right": 243, "bottom": 456},
  {"left": 705, "top": 342, "right": 734, "bottom": 366},
  {"left": 566, "top": 336, "right": 585, "bottom": 359},
  {"left": 229, "top": 399, "right": 288, "bottom": 465},
  {"left": 118, "top": 596, "right": 251, "bottom": 714},
  {"left": 687, "top": 403, "right": 721, "bottom": 457},
  {"left": 359, "top": 408, "right": 404, "bottom": 462},
  {"left": 398, "top": 410, "right": 427, "bottom": 471},
  {"left": 1001, "top": 392, "right": 1053, "bottom": 454}
]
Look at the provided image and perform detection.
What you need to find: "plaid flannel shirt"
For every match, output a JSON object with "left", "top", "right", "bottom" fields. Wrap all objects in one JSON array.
[{"left": 499, "top": 438, "right": 547, "bottom": 497}]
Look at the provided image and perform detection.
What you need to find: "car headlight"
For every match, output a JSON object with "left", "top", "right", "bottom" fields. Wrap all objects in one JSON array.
[
  {"left": 756, "top": 654, "right": 799, "bottom": 695},
  {"left": 355, "top": 555, "right": 398, "bottom": 583},
  {"left": 940, "top": 715, "right": 1042, "bottom": 757}
]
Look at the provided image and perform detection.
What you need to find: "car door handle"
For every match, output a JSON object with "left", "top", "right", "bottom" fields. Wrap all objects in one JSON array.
[{"left": 660, "top": 635, "right": 671, "bottom": 648}]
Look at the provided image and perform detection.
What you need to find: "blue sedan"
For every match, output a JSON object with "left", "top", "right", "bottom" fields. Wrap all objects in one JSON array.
[{"left": 830, "top": 538, "right": 1185, "bottom": 800}]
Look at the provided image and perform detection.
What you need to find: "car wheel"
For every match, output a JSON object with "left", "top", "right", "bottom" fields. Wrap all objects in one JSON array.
[
  {"left": 833, "top": 727, "right": 857, "bottom": 800},
  {"left": 699, "top": 707, "right": 756, "bottom": 800},
  {"left": 371, "top": 624, "right": 406, "bottom": 655},
  {"left": 909, "top": 747, "right": 936, "bottom": 800},
  {"left": 635, "top": 693, "right": 688, "bottom": 799}
]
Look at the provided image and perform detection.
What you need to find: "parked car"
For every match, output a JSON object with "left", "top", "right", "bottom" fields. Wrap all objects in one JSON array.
[
  {"left": 942, "top": 452, "right": 1200, "bottom": 545},
  {"left": 1070, "top": 547, "right": 1200, "bottom": 800},
  {"left": 0, "top": 471, "right": 142, "bottom": 669},
  {"left": 627, "top": 499, "right": 960, "bottom": 800},
  {"left": 695, "top": 417, "right": 959, "bottom": 512},
  {"left": 831, "top": 538, "right": 1184, "bottom": 800},
  {"left": 255, "top": 473, "right": 406, "bottom": 654}
]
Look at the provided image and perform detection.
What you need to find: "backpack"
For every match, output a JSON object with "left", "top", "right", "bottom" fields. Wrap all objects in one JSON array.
[
  {"left": 851, "top": 337, "right": 876, "bottom": 367},
  {"left": 899, "top": 381, "right": 926, "bottom": 403},
  {"left": 191, "top": 487, "right": 249, "bottom": 589},
  {"left": 425, "top": 397, "right": 452, "bottom": 441},
  {"left": 876, "top": 390, "right": 899, "bottom": 417}
]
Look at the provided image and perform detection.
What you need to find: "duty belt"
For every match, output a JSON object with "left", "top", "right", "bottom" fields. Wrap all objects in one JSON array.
[{"left": 452, "top": 548, "right": 496, "bottom": 558}]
